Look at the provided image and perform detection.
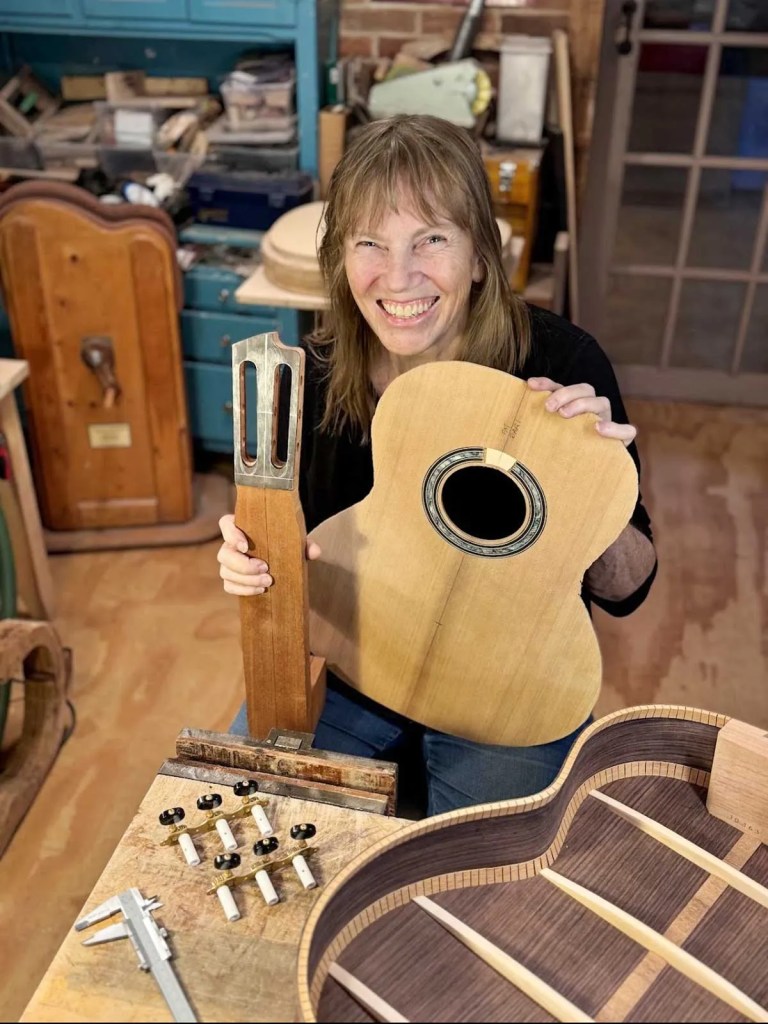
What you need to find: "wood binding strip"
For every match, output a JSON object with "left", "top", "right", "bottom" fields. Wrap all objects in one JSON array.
[
  {"left": 328, "top": 964, "right": 410, "bottom": 1023},
  {"left": 412, "top": 896, "right": 594, "bottom": 1023},
  {"left": 540, "top": 868, "right": 768, "bottom": 1023},
  {"left": 591, "top": 790, "right": 768, "bottom": 910},
  {"left": 303, "top": 761, "right": 712, "bottom": 1007}
]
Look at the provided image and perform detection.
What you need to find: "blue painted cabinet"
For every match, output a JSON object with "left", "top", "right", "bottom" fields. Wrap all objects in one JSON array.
[
  {"left": 0, "top": 1, "right": 76, "bottom": 14},
  {"left": 0, "top": 0, "right": 335, "bottom": 176},
  {"left": 188, "top": 0, "right": 297, "bottom": 27},
  {"left": 81, "top": 0, "right": 189, "bottom": 20},
  {"left": 0, "top": 2, "right": 328, "bottom": 451},
  {"left": 181, "top": 264, "right": 312, "bottom": 452}
]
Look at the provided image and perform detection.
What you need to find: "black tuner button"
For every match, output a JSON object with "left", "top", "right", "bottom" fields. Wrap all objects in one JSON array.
[
  {"left": 197, "top": 793, "right": 223, "bottom": 811},
  {"left": 159, "top": 807, "right": 185, "bottom": 826},
  {"left": 233, "top": 779, "right": 259, "bottom": 797},
  {"left": 290, "top": 822, "right": 317, "bottom": 841},
  {"left": 254, "top": 837, "right": 279, "bottom": 857},
  {"left": 214, "top": 853, "right": 241, "bottom": 871}
]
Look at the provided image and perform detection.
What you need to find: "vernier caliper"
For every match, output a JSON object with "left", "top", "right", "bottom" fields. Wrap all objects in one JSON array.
[{"left": 74, "top": 887, "right": 197, "bottom": 1022}]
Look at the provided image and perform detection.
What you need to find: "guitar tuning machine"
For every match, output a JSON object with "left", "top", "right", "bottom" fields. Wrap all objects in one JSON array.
[
  {"left": 196, "top": 792, "right": 239, "bottom": 852},
  {"left": 289, "top": 823, "right": 318, "bottom": 890},
  {"left": 252, "top": 837, "right": 281, "bottom": 906},
  {"left": 158, "top": 806, "right": 201, "bottom": 866},
  {"left": 209, "top": 853, "right": 242, "bottom": 922},
  {"left": 232, "top": 778, "right": 274, "bottom": 837}
]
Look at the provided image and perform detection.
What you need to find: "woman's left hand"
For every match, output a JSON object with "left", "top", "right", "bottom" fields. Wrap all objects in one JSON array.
[{"left": 527, "top": 377, "right": 637, "bottom": 447}]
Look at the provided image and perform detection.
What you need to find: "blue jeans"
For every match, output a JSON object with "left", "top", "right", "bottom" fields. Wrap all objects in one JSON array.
[{"left": 229, "top": 681, "right": 591, "bottom": 817}]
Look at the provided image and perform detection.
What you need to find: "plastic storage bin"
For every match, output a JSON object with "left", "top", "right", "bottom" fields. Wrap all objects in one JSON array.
[
  {"left": 220, "top": 72, "right": 295, "bottom": 129},
  {"left": 184, "top": 168, "right": 313, "bottom": 230}
]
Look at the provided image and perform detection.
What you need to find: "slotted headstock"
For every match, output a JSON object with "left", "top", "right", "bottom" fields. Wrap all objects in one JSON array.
[{"left": 232, "top": 331, "right": 305, "bottom": 491}]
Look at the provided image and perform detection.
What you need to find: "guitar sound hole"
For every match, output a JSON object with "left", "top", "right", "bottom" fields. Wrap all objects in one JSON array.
[{"left": 439, "top": 465, "right": 527, "bottom": 542}]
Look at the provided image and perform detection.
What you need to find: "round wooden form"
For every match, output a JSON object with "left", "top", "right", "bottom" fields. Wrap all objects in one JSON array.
[
  {"left": 297, "top": 705, "right": 768, "bottom": 1023},
  {"left": 261, "top": 201, "right": 327, "bottom": 297}
]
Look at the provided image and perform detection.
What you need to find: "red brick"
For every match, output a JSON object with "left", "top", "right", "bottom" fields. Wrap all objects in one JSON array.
[
  {"left": 339, "top": 35, "right": 375, "bottom": 57},
  {"left": 421, "top": 8, "right": 463, "bottom": 33},
  {"left": 377, "top": 34, "right": 426, "bottom": 58},
  {"left": 342, "top": 6, "right": 419, "bottom": 32},
  {"left": 499, "top": 11, "right": 569, "bottom": 34},
  {"left": 489, "top": 0, "right": 572, "bottom": 8}
]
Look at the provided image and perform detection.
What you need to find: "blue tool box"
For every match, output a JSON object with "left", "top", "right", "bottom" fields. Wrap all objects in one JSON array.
[{"left": 184, "top": 168, "right": 314, "bottom": 231}]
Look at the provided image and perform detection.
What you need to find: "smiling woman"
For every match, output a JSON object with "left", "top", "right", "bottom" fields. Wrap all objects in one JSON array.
[
  {"left": 217, "top": 113, "right": 658, "bottom": 817},
  {"left": 344, "top": 206, "right": 483, "bottom": 377}
]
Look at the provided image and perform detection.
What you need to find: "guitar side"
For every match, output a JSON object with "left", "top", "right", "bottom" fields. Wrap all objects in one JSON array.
[{"left": 296, "top": 705, "right": 768, "bottom": 1024}]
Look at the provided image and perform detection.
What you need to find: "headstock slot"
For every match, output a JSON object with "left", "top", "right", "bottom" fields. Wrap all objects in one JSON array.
[{"left": 232, "top": 331, "right": 304, "bottom": 491}]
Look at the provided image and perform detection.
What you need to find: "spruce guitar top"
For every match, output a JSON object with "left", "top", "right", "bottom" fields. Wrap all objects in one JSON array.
[
  {"left": 297, "top": 705, "right": 768, "bottom": 1023},
  {"left": 308, "top": 360, "right": 638, "bottom": 747}
]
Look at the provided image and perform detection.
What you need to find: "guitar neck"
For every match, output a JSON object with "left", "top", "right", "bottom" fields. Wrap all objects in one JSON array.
[{"left": 232, "top": 332, "right": 324, "bottom": 739}]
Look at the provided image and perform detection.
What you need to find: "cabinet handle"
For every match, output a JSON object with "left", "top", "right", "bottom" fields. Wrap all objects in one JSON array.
[
  {"left": 220, "top": 334, "right": 232, "bottom": 348},
  {"left": 616, "top": 0, "right": 637, "bottom": 55},
  {"left": 218, "top": 289, "right": 231, "bottom": 303},
  {"left": 223, "top": 401, "right": 233, "bottom": 414}
]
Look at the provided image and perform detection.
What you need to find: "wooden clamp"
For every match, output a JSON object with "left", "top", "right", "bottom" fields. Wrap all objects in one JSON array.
[
  {"left": 232, "top": 332, "right": 326, "bottom": 740},
  {"left": 0, "top": 618, "right": 71, "bottom": 858}
]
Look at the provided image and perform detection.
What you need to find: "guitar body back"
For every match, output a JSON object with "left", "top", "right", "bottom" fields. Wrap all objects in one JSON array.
[{"left": 309, "top": 361, "right": 638, "bottom": 746}]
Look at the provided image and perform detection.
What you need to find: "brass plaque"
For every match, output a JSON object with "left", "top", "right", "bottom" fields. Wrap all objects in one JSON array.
[{"left": 88, "top": 423, "right": 132, "bottom": 449}]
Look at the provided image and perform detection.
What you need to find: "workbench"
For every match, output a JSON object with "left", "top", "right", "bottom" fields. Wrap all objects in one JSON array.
[{"left": 19, "top": 732, "right": 406, "bottom": 1023}]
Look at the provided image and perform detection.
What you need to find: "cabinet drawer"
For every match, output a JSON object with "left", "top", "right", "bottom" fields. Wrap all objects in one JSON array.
[
  {"left": 181, "top": 309, "right": 279, "bottom": 364},
  {"left": 184, "top": 266, "right": 257, "bottom": 314},
  {"left": 81, "top": 0, "right": 187, "bottom": 19},
  {"left": 0, "top": 0, "right": 76, "bottom": 12},
  {"left": 185, "top": 362, "right": 240, "bottom": 452},
  {"left": 188, "top": 0, "right": 296, "bottom": 27}
]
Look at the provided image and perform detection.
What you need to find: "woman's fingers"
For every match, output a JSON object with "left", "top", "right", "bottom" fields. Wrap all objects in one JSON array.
[
  {"left": 218, "top": 512, "right": 250, "bottom": 553},
  {"left": 219, "top": 557, "right": 272, "bottom": 587},
  {"left": 596, "top": 420, "right": 637, "bottom": 446},
  {"left": 528, "top": 377, "right": 636, "bottom": 447},
  {"left": 222, "top": 580, "right": 268, "bottom": 597},
  {"left": 550, "top": 394, "right": 612, "bottom": 421},
  {"left": 216, "top": 541, "right": 267, "bottom": 574},
  {"left": 307, "top": 540, "right": 322, "bottom": 560}
]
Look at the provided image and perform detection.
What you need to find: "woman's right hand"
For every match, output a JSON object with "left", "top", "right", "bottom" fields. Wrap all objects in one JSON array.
[{"left": 217, "top": 514, "right": 321, "bottom": 596}]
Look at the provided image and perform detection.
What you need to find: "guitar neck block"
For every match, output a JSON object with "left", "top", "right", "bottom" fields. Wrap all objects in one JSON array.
[{"left": 706, "top": 717, "right": 768, "bottom": 842}]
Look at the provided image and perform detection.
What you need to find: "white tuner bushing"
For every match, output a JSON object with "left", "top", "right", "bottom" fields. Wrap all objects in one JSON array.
[
  {"left": 216, "top": 884, "right": 240, "bottom": 922},
  {"left": 251, "top": 804, "right": 274, "bottom": 837},
  {"left": 215, "top": 818, "right": 238, "bottom": 852},
  {"left": 292, "top": 854, "right": 317, "bottom": 890},
  {"left": 178, "top": 831, "right": 200, "bottom": 867},
  {"left": 255, "top": 869, "right": 279, "bottom": 906}
]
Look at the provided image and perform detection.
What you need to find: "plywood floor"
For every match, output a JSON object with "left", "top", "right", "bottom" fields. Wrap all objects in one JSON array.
[{"left": 1, "top": 397, "right": 767, "bottom": 1023}]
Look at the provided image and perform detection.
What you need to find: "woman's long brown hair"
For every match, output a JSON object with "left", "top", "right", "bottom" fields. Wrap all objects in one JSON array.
[{"left": 308, "top": 114, "right": 531, "bottom": 436}]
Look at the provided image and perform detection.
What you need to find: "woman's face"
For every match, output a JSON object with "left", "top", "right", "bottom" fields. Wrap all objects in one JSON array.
[{"left": 344, "top": 199, "right": 484, "bottom": 364}]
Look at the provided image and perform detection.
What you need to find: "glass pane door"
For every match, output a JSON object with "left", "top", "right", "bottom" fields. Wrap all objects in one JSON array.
[{"left": 581, "top": 0, "right": 768, "bottom": 406}]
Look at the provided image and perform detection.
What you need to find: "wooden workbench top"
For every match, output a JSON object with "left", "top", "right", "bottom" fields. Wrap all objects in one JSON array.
[
  {"left": 21, "top": 767, "right": 406, "bottom": 1023},
  {"left": 235, "top": 266, "right": 330, "bottom": 313}
]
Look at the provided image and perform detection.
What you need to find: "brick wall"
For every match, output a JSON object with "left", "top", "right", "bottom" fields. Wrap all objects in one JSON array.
[{"left": 337, "top": 0, "right": 607, "bottom": 190}]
